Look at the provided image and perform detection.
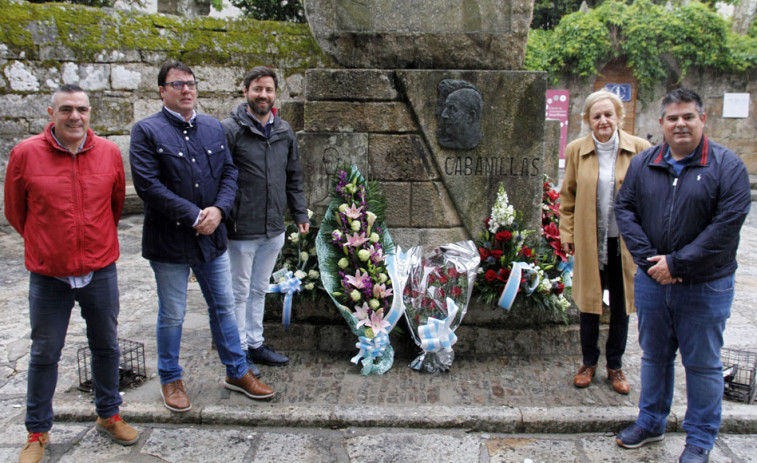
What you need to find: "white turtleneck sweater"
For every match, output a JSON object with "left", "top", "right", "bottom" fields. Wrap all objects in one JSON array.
[{"left": 593, "top": 130, "right": 619, "bottom": 268}]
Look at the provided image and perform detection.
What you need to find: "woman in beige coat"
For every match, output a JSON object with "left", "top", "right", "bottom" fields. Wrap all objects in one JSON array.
[{"left": 559, "top": 90, "right": 650, "bottom": 394}]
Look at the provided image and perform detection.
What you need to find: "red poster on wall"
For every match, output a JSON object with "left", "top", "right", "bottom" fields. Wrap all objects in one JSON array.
[{"left": 546, "top": 90, "right": 570, "bottom": 167}]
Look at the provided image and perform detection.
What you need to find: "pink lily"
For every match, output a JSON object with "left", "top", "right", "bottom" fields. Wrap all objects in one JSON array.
[
  {"left": 367, "top": 311, "right": 391, "bottom": 336},
  {"left": 354, "top": 302, "right": 371, "bottom": 328},
  {"left": 343, "top": 203, "right": 363, "bottom": 219},
  {"left": 372, "top": 283, "right": 393, "bottom": 299},
  {"left": 345, "top": 269, "right": 368, "bottom": 289},
  {"left": 345, "top": 232, "right": 369, "bottom": 247},
  {"left": 369, "top": 245, "right": 385, "bottom": 263}
]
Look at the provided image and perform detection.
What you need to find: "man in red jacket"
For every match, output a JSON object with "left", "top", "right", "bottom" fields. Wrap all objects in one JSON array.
[{"left": 4, "top": 84, "right": 138, "bottom": 463}]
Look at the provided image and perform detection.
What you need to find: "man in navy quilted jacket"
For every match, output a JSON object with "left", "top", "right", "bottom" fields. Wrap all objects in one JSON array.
[
  {"left": 614, "top": 88, "right": 751, "bottom": 463},
  {"left": 129, "top": 61, "right": 274, "bottom": 413}
]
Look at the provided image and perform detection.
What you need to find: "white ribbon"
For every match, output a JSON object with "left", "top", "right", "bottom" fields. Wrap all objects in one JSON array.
[
  {"left": 349, "top": 250, "right": 407, "bottom": 366},
  {"left": 267, "top": 270, "right": 302, "bottom": 330},
  {"left": 351, "top": 331, "right": 389, "bottom": 363},
  {"left": 417, "top": 298, "right": 459, "bottom": 353},
  {"left": 498, "top": 261, "right": 540, "bottom": 310}
]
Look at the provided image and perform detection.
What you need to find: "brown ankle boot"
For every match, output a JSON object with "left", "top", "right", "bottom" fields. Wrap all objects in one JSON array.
[
  {"left": 607, "top": 367, "right": 630, "bottom": 394},
  {"left": 573, "top": 364, "right": 597, "bottom": 388},
  {"left": 19, "top": 431, "right": 48, "bottom": 463}
]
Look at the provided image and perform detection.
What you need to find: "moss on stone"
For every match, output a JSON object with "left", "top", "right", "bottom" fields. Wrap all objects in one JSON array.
[{"left": 0, "top": 0, "right": 331, "bottom": 72}]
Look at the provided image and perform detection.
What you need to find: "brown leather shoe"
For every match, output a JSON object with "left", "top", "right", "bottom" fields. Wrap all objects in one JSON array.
[
  {"left": 161, "top": 379, "right": 191, "bottom": 412},
  {"left": 95, "top": 414, "right": 139, "bottom": 446},
  {"left": 573, "top": 364, "right": 597, "bottom": 388},
  {"left": 225, "top": 370, "right": 274, "bottom": 399},
  {"left": 608, "top": 367, "right": 630, "bottom": 395},
  {"left": 19, "top": 431, "right": 48, "bottom": 463}
]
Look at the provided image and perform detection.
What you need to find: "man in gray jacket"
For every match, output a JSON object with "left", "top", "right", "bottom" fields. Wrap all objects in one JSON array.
[{"left": 222, "top": 66, "right": 310, "bottom": 377}]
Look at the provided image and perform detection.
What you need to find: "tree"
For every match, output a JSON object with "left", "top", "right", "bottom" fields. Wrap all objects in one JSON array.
[
  {"left": 531, "top": 0, "right": 588, "bottom": 30},
  {"left": 230, "top": 0, "right": 305, "bottom": 22},
  {"left": 525, "top": 0, "right": 757, "bottom": 93},
  {"left": 530, "top": 0, "right": 739, "bottom": 30}
]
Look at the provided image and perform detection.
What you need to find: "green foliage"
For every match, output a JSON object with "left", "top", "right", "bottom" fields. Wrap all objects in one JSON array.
[
  {"left": 28, "top": 0, "right": 140, "bottom": 6},
  {"left": 524, "top": 0, "right": 757, "bottom": 92},
  {"left": 231, "top": 0, "right": 305, "bottom": 22},
  {"left": 531, "top": 0, "right": 584, "bottom": 30}
]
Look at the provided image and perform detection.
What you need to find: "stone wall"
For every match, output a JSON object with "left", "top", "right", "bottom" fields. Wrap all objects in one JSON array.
[
  {"left": 0, "top": 0, "right": 331, "bottom": 223},
  {"left": 556, "top": 70, "right": 757, "bottom": 173}
]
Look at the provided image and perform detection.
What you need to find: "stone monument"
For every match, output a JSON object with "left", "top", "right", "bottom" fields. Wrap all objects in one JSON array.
[{"left": 300, "top": 0, "right": 547, "bottom": 246}]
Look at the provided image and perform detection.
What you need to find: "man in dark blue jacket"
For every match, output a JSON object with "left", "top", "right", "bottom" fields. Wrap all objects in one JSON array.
[
  {"left": 129, "top": 61, "right": 274, "bottom": 413},
  {"left": 614, "top": 88, "right": 751, "bottom": 463}
]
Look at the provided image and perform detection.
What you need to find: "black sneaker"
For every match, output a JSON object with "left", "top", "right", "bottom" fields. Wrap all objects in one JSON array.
[
  {"left": 245, "top": 351, "right": 262, "bottom": 377},
  {"left": 615, "top": 423, "right": 664, "bottom": 449},
  {"left": 679, "top": 444, "right": 710, "bottom": 463},
  {"left": 248, "top": 345, "right": 289, "bottom": 366}
]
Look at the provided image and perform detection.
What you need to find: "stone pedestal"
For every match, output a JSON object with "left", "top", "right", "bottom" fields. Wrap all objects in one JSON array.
[{"left": 298, "top": 68, "right": 548, "bottom": 248}]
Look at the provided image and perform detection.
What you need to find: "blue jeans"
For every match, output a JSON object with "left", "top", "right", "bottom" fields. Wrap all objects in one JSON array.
[
  {"left": 150, "top": 252, "right": 247, "bottom": 384},
  {"left": 634, "top": 270, "right": 733, "bottom": 450},
  {"left": 228, "top": 234, "right": 285, "bottom": 351},
  {"left": 26, "top": 264, "right": 121, "bottom": 432}
]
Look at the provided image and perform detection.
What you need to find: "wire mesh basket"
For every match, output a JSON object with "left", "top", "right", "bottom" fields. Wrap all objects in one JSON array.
[
  {"left": 77, "top": 338, "right": 147, "bottom": 393},
  {"left": 721, "top": 348, "right": 756, "bottom": 404}
]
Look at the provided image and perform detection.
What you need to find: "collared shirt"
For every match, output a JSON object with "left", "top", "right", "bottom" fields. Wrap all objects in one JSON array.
[
  {"left": 51, "top": 126, "right": 87, "bottom": 153},
  {"left": 246, "top": 109, "right": 274, "bottom": 139},
  {"left": 663, "top": 145, "right": 696, "bottom": 177},
  {"left": 163, "top": 105, "right": 197, "bottom": 124}
]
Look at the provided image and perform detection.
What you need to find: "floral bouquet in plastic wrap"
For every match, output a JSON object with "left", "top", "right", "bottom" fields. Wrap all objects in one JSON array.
[
  {"left": 316, "top": 166, "right": 405, "bottom": 375},
  {"left": 475, "top": 181, "right": 571, "bottom": 320},
  {"left": 401, "top": 241, "right": 480, "bottom": 373}
]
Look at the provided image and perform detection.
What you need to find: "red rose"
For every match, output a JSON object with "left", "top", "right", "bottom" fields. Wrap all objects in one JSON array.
[
  {"left": 485, "top": 270, "right": 498, "bottom": 282},
  {"left": 484, "top": 217, "right": 492, "bottom": 227},
  {"left": 479, "top": 247, "right": 490, "bottom": 259},
  {"left": 519, "top": 247, "right": 533, "bottom": 258},
  {"left": 450, "top": 286, "right": 462, "bottom": 297},
  {"left": 427, "top": 273, "right": 437, "bottom": 284},
  {"left": 553, "top": 282, "right": 565, "bottom": 295},
  {"left": 437, "top": 287, "right": 446, "bottom": 299},
  {"left": 447, "top": 268, "right": 460, "bottom": 279},
  {"left": 438, "top": 273, "right": 449, "bottom": 284},
  {"left": 497, "top": 268, "right": 510, "bottom": 281},
  {"left": 490, "top": 249, "right": 503, "bottom": 259},
  {"left": 495, "top": 230, "right": 513, "bottom": 242}
]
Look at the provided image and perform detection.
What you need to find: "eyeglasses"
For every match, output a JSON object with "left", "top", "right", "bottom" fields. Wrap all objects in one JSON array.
[
  {"left": 57, "top": 106, "right": 90, "bottom": 115},
  {"left": 163, "top": 80, "right": 198, "bottom": 90}
]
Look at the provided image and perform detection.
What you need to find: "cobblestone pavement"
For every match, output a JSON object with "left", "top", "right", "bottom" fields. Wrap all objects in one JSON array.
[
  {"left": 0, "top": 211, "right": 756, "bottom": 462},
  {"left": 0, "top": 424, "right": 755, "bottom": 462}
]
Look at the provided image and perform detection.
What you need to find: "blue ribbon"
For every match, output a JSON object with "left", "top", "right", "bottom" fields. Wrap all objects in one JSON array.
[
  {"left": 267, "top": 270, "right": 302, "bottom": 330},
  {"left": 418, "top": 298, "right": 459, "bottom": 352},
  {"left": 351, "top": 331, "right": 389, "bottom": 364},
  {"left": 348, "top": 250, "right": 408, "bottom": 369},
  {"left": 498, "top": 263, "right": 522, "bottom": 311},
  {"left": 557, "top": 255, "right": 574, "bottom": 287}
]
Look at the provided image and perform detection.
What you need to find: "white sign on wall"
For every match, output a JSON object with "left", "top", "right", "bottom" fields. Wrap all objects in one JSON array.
[{"left": 723, "top": 93, "right": 750, "bottom": 118}]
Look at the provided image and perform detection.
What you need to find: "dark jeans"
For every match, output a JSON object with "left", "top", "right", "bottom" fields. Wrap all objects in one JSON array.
[
  {"left": 25, "top": 264, "right": 122, "bottom": 432},
  {"left": 580, "top": 238, "right": 629, "bottom": 370}
]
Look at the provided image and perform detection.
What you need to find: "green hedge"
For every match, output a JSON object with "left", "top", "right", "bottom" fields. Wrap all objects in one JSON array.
[{"left": 524, "top": 0, "right": 757, "bottom": 92}]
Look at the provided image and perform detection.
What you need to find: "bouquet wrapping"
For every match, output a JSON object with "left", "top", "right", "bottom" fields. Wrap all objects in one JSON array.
[
  {"left": 316, "top": 166, "right": 404, "bottom": 375},
  {"left": 401, "top": 240, "right": 480, "bottom": 373}
]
